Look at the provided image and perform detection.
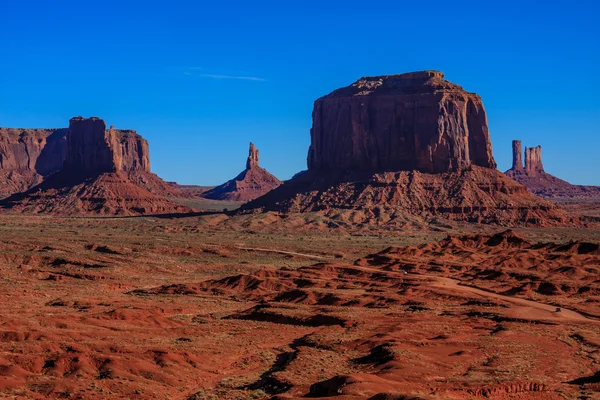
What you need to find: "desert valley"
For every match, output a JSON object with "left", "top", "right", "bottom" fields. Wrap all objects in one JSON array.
[{"left": 0, "top": 69, "right": 599, "bottom": 400}]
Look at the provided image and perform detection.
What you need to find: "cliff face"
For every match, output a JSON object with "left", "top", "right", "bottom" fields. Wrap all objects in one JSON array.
[
  {"left": 202, "top": 142, "right": 281, "bottom": 202},
  {"left": 111, "top": 126, "right": 151, "bottom": 173},
  {"left": 307, "top": 71, "right": 496, "bottom": 174},
  {"left": 0, "top": 128, "right": 68, "bottom": 196},
  {"left": 246, "top": 142, "right": 259, "bottom": 169},
  {"left": 0, "top": 128, "right": 67, "bottom": 174},
  {"left": 63, "top": 117, "right": 116, "bottom": 174}
]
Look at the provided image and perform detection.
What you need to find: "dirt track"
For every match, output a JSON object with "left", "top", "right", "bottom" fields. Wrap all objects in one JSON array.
[{"left": 433, "top": 276, "right": 596, "bottom": 323}]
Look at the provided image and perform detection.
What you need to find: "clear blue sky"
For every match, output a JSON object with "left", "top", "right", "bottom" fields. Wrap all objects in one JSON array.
[{"left": 1, "top": 1, "right": 598, "bottom": 185}]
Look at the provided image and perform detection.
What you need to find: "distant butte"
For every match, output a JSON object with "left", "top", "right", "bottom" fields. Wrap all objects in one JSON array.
[
  {"left": 0, "top": 117, "right": 189, "bottom": 215},
  {"left": 201, "top": 142, "right": 281, "bottom": 202},
  {"left": 243, "top": 71, "right": 574, "bottom": 226},
  {"left": 505, "top": 140, "right": 600, "bottom": 200}
]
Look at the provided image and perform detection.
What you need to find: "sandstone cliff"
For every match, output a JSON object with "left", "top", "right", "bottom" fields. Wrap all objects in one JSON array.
[
  {"left": 64, "top": 117, "right": 153, "bottom": 175},
  {"left": 308, "top": 71, "right": 496, "bottom": 174},
  {"left": 243, "top": 71, "right": 574, "bottom": 226},
  {"left": 0, "top": 118, "right": 183, "bottom": 199},
  {"left": 0, "top": 128, "right": 67, "bottom": 196},
  {"left": 1, "top": 117, "right": 189, "bottom": 215},
  {"left": 202, "top": 142, "right": 281, "bottom": 202}
]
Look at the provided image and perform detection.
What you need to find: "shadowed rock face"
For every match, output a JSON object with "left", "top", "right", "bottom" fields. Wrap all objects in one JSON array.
[
  {"left": 63, "top": 117, "right": 115, "bottom": 174},
  {"left": 63, "top": 117, "right": 152, "bottom": 176},
  {"left": 0, "top": 128, "right": 67, "bottom": 175},
  {"left": 307, "top": 71, "right": 496, "bottom": 174},
  {"left": 0, "top": 128, "right": 68, "bottom": 196}
]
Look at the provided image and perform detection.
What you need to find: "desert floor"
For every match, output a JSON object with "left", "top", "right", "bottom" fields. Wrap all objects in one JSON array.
[{"left": 1, "top": 214, "right": 600, "bottom": 399}]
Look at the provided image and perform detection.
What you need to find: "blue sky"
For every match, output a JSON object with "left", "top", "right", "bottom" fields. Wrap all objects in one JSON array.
[{"left": 1, "top": 0, "right": 598, "bottom": 185}]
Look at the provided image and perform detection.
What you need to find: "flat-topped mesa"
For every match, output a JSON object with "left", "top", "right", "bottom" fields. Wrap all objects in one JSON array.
[
  {"left": 512, "top": 140, "right": 523, "bottom": 170},
  {"left": 63, "top": 117, "right": 151, "bottom": 176},
  {"left": 307, "top": 70, "right": 496, "bottom": 174},
  {"left": 525, "top": 146, "right": 544, "bottom": 174},
  {"left": 246, "top": 142, "right": 259, "bottom": 170}
]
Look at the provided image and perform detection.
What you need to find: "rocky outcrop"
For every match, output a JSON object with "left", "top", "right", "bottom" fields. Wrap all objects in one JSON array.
[
  {"left": 0, "top": 118, "right": 163, "bottom": 197},
  {"left": 512, "top": 140, "right": 523, "bottom": 170},
  {"left": 112, "top": 126, "right": 151, "bottom": 173},
  {"left": 63, "top": 117, "right": 116, "bottom": 174},
  {"left": 307, "top": 71, "right": 496, "bottom": 174},
  {"left": 506, "top": 141, "right": 600, "bottom": 201},
  {"left": 246, "top": 142, "right": 259, "bottom": 169},
  {"left": 63, "top": 118, "right": 152, "bottom": 176},
  {"left": 0, "top": 128, "right": 67, "bottom": 196},
  {"left": 0, "top": 117, "right": 189, "bottom": 215},
  {"left": 202, "top": 142, "right": 281, "bottom": 202},
  {"left": 243, "top": 71, "right": 575, "bottom": 226},
  {"left": 244, "top": 166, "right": 573, "bottom": 226},
  {"left": 525, "top": 146, "right": 543, "bottom": 174}
]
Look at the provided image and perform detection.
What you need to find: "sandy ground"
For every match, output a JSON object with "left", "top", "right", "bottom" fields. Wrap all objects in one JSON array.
[{"left": 0, "top": 215, "right": 599, "bottom": 399}]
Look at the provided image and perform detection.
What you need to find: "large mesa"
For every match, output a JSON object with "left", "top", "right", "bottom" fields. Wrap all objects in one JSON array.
[{"left": 244, "top": 71, "right": 573, "bottom": 226}]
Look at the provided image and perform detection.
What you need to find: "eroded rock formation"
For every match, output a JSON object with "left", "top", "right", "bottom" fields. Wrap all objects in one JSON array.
[
  {"left": 63, "top": 118, "right": 152, "bottom": 176},
  {"left": 0, "top": 117, "right": 188, "bottom": 215},
  {"left": 0, "top": 118, "right": 165, "bottom": 197},
  {"left": 63, "top": 117, "right": 116, "bottom": 174},
  {"left": 246, "top": 142, "right": 259, "bottom": 169},
  {"left": 512, "top": 140, "right": 523, "bottom": 170},
  {"left": 506, "top": 141, "right": 600, "bottom": 200},
  {"left": 525, "top": 146, "right": 543, "bottom": 174},
  {"left": 0, "top": 128, "right": 67, "bottom": 196},
  {"left": 243, "top": 71, "right": 574, "bottom": 226},
  {"left": 202, "top": 142, "right": 281, "bottom": 202},
  {"left": 307, "top": 71, "right": 496, "bottom": 174}
]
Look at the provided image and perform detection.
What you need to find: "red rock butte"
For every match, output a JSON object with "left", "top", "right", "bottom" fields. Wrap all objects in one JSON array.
[
  {"left": 505, "top": 140, "right": 600, "bottom": 200},
  {"left": 308, "top": 70, "right": 496, "bottom": 174},
  {"left": 201, "top": 142, "right": 281, "bottom": 202},
  {"left": 0, "top": 117, "right": 189, "bottom": 215},
  {"left": 244, "top": 71, "right": 574, "bottom": 226}
]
